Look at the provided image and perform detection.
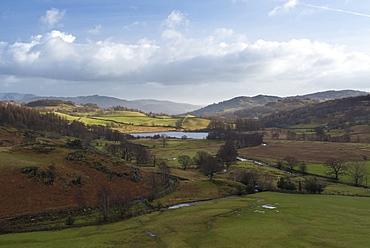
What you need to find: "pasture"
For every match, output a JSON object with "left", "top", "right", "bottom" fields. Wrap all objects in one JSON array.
[
  {"left": 54, "top": 111, "right": 210, "bottom": 132},
  {"left": 1, "top": 192, "right": 369, "bottom": 247}
]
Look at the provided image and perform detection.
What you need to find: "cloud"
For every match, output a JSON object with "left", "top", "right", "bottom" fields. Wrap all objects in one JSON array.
[
  {"left": 268, "top": 0, "right": 298, "bottom": 16},
  {"left": 163, "top": 10, "right": 189, "bottom": 29},
  {"left": 39, "top": 8, "right": 66, "bottom": 29},
  {"left": 2, "top": 10, "right": 370, "bottom": 102},
  {"left": 123, "top": 22, "right": 146, "bottom": 31},
  {"left": 269, "top": 1, "right": 370, "bottom": 18},
  {"left": 88, "top": 25, "right": 102, "bottom": 35},
  {"left": 1, "top": 27, "right": 369, "bottom": 90},
  {"left": 302, "top": 3, "right": 370, "bottom": 18}
]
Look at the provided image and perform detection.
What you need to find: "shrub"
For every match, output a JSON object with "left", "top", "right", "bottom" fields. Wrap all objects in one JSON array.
[
  {"left": 65, "top": 215, "right": 75, "bottom": 226},
  {"left": 303, "top": 177, "right": 326, "bottom": 194},
  {"left": 277, "top": 177, "right": 296, "bottom": 191}
]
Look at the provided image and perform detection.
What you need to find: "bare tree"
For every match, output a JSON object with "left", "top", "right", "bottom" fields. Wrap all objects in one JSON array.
[
  {"left": 283, "top": 156, "right": 299, "bottom": 172},
  {"left": 158, "top": 161, "right": 171, "bottom": 184},
  {"left": 178, "top": 155, "right": 192, "bottom": 170},
  {"left": 324, "top": 158, "right": 346, "bottom": 180},
  {"left": 193, "top": 151, "right": 210, "bottom": 168},
  {"left": 199, "top": 156, "right": 224, "bottom": 179},
  {"left": 113, "top": 190, "right": 133, "bottom": 219},
  {"left": 346, "top": 161, "right": 369, "bottom": 186},
  {"left": 217, "top": 139, "right": 238, "bottom": 167},
  {"left": 97, "top": 185, "right": 112, "bottom": 222}
]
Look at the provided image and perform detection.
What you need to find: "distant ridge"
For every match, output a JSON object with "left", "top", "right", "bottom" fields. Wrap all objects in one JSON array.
[
  {"left": 289, "top": 90, "right": 369, "bottom": 101},
  {"left": 188, "top": 90, "right": 369, "bottom": 116},
  {"left": 187, "top": 95, "right": 282, "bottom": 116},
  {"left": 0, "top": 94, "right": 203, "bottom": 115}
]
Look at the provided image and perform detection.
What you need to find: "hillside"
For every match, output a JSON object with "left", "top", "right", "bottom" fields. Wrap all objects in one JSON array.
[
  {"left": 261, "top": 94, "right": 370, "bottom": 128},
  {"left": 0, "top": 140, "right": 156, "bottom": 219},
  {"left": 0, "top": 93, "right": 202, "bottom": 115},
  {"left": 228, "top": 98, "right": 317, "bottom": 119},
  {"left": 19, "top": 100, "right": 210, "bottom": 132},
  {"left": 289, "top": 89, "right": 368, "bottom": 101},
  {"left": 188, "top": 95, "right": 282, "bottom": 116},
  {"left": 188, "top": 90, "right": 369, "bottom": 117}
]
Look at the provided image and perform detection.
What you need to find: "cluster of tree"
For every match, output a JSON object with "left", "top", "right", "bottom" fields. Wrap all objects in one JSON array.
[
  {"left": 108, "top": 106, "right": 170, "bottom": 118},
  {"left": 95, "top": 185, "right": 133, "bottom": 222},
  {"left": 25, "top": 99, "right": 75, "bottom": 107},
  {"left": 0, "top": 103, "right": 138, "bottom": 146},
  {"left": 277, "top": 156, "right": 369, "bottom": 187},
  {"left": 104, "top": 141, "right": 151, "bottom": 165},
  {"left": 284, "top": 129, "right": 351, "bottom": 143},
  {"left": 71, "top": 103, "right": 103, "bottom": 114},
  {"left": 261, "top": 95, "right": 370, "bottom": 128},
  {"left": 235, "top": 118, "right": 262, "bottom": 131},
  {"left": 207, "top": 130, "right": 263, "bottom": 148},
  {"left": 207, "top": 119, "right": 232, "bottom": 130},
  {"left": 277, "top": 177, "right": 326, "bottom": 194},
  {"left": 1, "top": 103, "right": 70, "bottom": 133},
  {"left": 324, "top": 159, "right": 369, "bottom": 186},
  {"left": 206, "top": 118, "right": 262, "bottom": 132},
  {"left": 178, "top": 151, "right": 224, "bottom": 178},
  {"left": 228, "top": 168, "right": 259, "bottom": 193},
  {"left": 177, "top": 140, "right": 238, "bottom": 177}
]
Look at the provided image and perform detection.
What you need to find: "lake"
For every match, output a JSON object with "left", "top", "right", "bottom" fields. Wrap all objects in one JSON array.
[{"left": 132, "top": 131, "right": 208, "bottom": 139}]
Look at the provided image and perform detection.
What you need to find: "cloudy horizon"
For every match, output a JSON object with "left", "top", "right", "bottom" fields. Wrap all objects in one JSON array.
[{"left": 1, "top": 0, "right": 370, "bottom": 105}]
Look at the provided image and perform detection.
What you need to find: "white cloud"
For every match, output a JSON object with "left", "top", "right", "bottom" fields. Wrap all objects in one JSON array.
[
  {"left": 268, "top": 0, "right": 299, "bottom": 16},
  {"left": 88, "top": 25, "right": 102, "bottom": 35},
  {"left": 39, "top": 8, "right": 66, "bottom": 29},
  {"left": 2, "top": 8, "right": 370, "bottom": 103},
  {"left": 302, "top": 3, "right": 370, "bottom": 18},
  {"left": 123, "top": 21, "right": 146, "bottom": 30},
  {"left": 1, "top": 28, "right": 370, "bottom": 93},
  {"left": 163, "top": 10, "right": 189, "bottom": 29}
]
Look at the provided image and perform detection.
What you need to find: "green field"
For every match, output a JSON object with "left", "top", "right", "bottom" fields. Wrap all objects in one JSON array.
[
  {"left": 1, "top": 192, "right": 369, "bottom": 248},
  {"left": 54, "top": 111, "right": 210, "bottom": 131}
]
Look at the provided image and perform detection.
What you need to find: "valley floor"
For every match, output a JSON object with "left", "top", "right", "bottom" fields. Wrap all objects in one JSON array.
[{"left": 1, "top": 192, "right": 369, "bottom": 248}]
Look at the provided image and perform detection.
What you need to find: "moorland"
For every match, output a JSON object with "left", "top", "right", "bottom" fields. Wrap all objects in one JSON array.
[{"left": 0, "top": 91, "right": 370, "bottom": 247}]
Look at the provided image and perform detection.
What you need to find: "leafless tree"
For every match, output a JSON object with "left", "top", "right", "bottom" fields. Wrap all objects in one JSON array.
[
  {"left": 324, "top": 158, "right": 346, "bottom": 180},
  {"left": 346, "top": 161, "right": 369, "bottom": 186},
  {"left": 113, "top": 190, "right": 133, "bottom": 219},
  {"left": 97, "top": 185, "right": 112, "bottom": 221}
]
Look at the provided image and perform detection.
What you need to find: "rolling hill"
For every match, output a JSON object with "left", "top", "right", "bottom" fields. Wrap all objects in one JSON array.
[
  {"left": 260, "top": 94, "right": 370, "bottom": 128},
  {"left": 188, "top": 95, "right": 282, "bottom": 116},
  {"left": 0, "top": 93, "right": 203, "bottom": 115},
  {"left": 188, "top": 90, "right": 369, "bottom": 116}
]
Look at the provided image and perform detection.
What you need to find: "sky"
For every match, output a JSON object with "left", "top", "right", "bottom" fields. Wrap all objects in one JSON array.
[{"left": 1, "top": 0, "right": 370, "bottom": 105}]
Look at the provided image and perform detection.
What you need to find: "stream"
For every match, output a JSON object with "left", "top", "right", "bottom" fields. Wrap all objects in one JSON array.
[{"left": 163, "top": 195, "right": 241, "bottom": 210}]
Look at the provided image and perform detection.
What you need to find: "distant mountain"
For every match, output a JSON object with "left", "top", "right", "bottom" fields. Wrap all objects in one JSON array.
[
  {"left": 0, "top": 94, "right": 202, "bottom": 115},
  {"left": 289, "top": 90, "right": 368, "bottom": 101},
  {"left": 188, "top": 95, "right": 282, "bottom": 116},
  {"left": 188, "top": 90, "right": 369, "bottom": 117},
  {"left": 229, "top": 98, "right": 317, "bottom": 119},
  {"left": 261, "top": 94, "right": 370, "bottom": 128},
  {"left": 0, "top": 93, "right": 38, "bottom": 101}
]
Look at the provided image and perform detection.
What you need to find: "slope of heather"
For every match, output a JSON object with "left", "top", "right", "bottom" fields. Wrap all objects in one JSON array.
[{"left": 0, "top": 145, "right": 156, "bottom": 219}]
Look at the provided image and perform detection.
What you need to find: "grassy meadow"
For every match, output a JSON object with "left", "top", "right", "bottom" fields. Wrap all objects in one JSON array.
[
  {"left": 53, "top": 110, "right": 210, "bottom": 133},
  {"left": 1, "top": 192, "right": 369, "bottom": 248}
]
